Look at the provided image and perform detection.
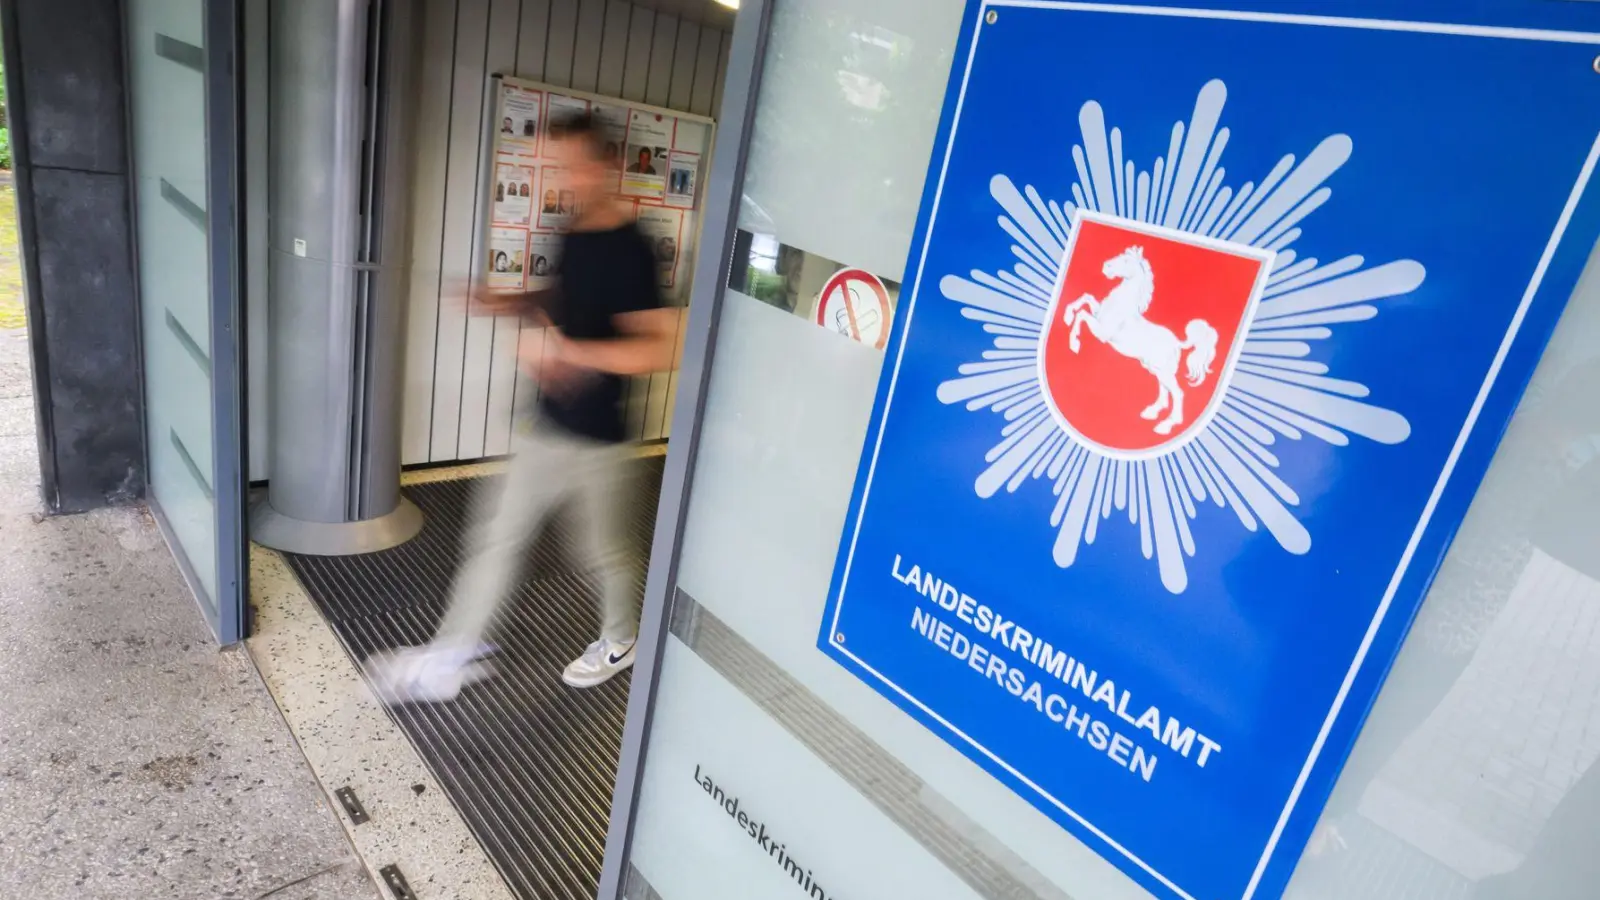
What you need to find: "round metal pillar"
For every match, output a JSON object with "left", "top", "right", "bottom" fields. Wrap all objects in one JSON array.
[{"left": 251, "top": 0, "right": 423, "bottom": 556}]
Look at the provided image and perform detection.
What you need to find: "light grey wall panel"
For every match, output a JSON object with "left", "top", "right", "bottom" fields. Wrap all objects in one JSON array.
[
  {"left": 516, "top": 0, "right": 553, "bottom": 81},
  {"left": 667, "top": 19, "right": 699, "bottom": 110},
  {"left": 401, "top": 0, "right": 732, "bottom": 464},
  {"left": 599, "top": 0, "right": 631, "bottom": 97},
  {"left": 423, "top": 0, "right": 492, "bottom": 462},
  {"left": 399, "top": 0, "right": 461, "bottom": 466},
  {"left": 456, "top": 0, "right": 525, "bottom": 461},
  {"left": 644, "top": 14, "right": 676, "bottom": 107},
  {"left": 571, "top": 0, "right": 606, "bottom": 93},
  {"left": 622, "top": 7, "right": 654, "bottom": 103},
  {"left": 689, "top": 24, "right": 720, "bottom": 117},
  {"left": 544, "top": 0, "right": 579, "bottom": 87},
  {"left": 711, "top": 25, "right": 730, "bottom": 115}
]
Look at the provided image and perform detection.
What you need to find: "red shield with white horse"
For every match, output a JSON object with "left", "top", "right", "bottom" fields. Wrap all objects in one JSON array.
[{"left": 1040, "top": 212, "right": 1275, "bottom": 457}]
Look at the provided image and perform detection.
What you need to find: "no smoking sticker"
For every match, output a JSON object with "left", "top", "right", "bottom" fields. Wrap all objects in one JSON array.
[{"left": 815, "top": 268, "right": 892, "bottom": 349}]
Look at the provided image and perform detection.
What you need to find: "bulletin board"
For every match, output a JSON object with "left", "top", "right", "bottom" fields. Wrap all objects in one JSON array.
[{"left": 480, "top": 75, "right": 717, "bottom": 306}]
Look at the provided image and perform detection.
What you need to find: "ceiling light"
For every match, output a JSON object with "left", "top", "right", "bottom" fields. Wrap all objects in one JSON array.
[{"left": 714, "top": 0, "right": 739, "bottom": 9}]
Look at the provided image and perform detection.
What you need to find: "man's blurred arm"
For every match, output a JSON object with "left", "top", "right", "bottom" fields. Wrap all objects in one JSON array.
[
  {"left": 560, "top": 308, "right": 680, "bottom": 375},
  {"left": 465, "top": 283, "right": 558, "bottom": 320}
]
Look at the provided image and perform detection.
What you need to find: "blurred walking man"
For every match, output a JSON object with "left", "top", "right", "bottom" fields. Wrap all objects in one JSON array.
[{"left": 365, "top": 112, "right": 676, "bottom": 704}]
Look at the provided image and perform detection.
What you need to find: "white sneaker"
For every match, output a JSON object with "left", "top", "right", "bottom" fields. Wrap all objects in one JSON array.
[
  {"left": 562, "top": 637, "right": 636, "bottom": 688},
  {"left": 363, "top": 644, "right": 495, "bottom": 705}
]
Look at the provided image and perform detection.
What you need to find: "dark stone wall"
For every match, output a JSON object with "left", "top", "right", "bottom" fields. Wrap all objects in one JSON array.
[{"left": 3, "top": 0, "right": 144, "bottom": 512}]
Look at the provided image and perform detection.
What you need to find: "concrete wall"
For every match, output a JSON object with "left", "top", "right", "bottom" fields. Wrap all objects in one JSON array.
[{"left": 1, "top": 0, "right": 145, "bottom": 513}]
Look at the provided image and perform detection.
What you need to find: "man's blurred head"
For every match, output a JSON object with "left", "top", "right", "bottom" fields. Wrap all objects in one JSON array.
[{"left": 547, "top": 112, "right": 612, "bottom": 208}]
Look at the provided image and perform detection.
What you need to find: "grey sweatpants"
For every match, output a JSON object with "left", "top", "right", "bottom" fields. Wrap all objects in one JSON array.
[{"left": 432, "top": 417, "right": 639, "bottom": 652}]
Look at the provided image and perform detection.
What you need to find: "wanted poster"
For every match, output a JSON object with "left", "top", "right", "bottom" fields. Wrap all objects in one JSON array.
[
  {"left": 545, "top": 93, "right": 592, "bottom": 141},
  {"left": 487, "top": 227, "right": 528, "bottom": 289},
  {"left": 634, "top": 206, "right": 684, "bottom": 288},
  {"left": 621, "top": 110, "right": 673, "bottom": 200},
  {"left": 498, "top": 86, "right": 543, "bottom": 157},
  {"left": 525, "top": 232, "right": 563, "bottom": 291},
  {"left": 664, "top": 152, "right": 699, "bottom": 209},
  {"left": 493, "top": 163, "right": 535, "bottom": 226},
  {"left": 536, "top": 166, "right": 578, "bottom": 231},
  {"left": 593, "top": 103, "right": 631, "bottom": 177}
]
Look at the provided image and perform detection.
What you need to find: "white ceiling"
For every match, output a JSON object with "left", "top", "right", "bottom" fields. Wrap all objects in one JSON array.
[{"left": 628, "top": 0, "right": 737, "bottom": 31}]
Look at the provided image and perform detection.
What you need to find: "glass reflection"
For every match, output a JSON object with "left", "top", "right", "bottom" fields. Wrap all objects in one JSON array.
[{"left": 1288, "top": 269, "right": 1600, "bottom": 899}]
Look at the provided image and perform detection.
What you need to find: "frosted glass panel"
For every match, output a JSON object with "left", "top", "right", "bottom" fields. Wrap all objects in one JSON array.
[
  {"left": 626, "top": 0, "right": 1154, "bottom": 896},
  {"left": 1284, "top": 246, "right": 1600, "bottom": 899},
  {"left": 738, "top": 0, "right": 966, "bottom": 281},
  {"left": 626, "top": 1, "right": 1600, "bottom": 898},
  {"left": 127, "top": 0, "right": 219, "bottom": 609}
]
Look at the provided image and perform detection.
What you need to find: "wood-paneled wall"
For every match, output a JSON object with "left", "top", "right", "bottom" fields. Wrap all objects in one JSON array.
[{"left": 402, "top": 0, "right": 731, "bottom": 465}]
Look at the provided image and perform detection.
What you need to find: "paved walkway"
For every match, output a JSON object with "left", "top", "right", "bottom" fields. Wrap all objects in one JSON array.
[{"left": 0, "top": 327, "right": 374, "bottom": 899}]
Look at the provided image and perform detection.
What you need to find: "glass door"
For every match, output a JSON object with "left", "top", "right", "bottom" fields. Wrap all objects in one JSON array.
[{"left": 125, "top": 0, "right": 247, "bottom": 642}]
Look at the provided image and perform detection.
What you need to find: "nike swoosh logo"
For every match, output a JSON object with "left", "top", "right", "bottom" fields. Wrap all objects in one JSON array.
[{"left": 607, "top": 647, "right": 634, "bottom": 666}]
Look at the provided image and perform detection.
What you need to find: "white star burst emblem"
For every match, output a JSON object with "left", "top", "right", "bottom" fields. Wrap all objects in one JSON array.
[{"left": 936, "top": 79, "right": 1421, "bottom": 593}]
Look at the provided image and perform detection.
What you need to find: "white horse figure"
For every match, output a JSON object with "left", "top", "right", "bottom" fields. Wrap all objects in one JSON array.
[{"left": 1062, "top": 245, "right": 1220, "bottom": 436}]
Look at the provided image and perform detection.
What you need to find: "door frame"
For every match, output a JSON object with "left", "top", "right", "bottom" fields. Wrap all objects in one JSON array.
[{"left": 119, "top": 0, "right": 250, "bottom": 644}]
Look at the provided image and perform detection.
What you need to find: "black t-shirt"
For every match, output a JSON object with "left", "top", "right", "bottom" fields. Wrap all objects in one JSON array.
[{"left": 536, "top": 222, "right": 662, "bottom": 443}]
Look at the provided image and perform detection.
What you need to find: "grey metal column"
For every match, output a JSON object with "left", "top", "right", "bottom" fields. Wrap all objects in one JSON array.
[{"left": 250, "top": 0, "right": 423, "bottom": 555}]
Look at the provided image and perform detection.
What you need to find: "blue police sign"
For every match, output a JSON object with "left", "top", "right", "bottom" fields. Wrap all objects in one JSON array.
[{"left": 816, "top": 2, "right": 1600, "bottom": 898}]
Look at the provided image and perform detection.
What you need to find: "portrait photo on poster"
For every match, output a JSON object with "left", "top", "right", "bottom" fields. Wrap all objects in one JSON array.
[
  {"left": 487, "top": 226, "right": 527, "bottom": 290},
  {"left": 525, "top": 232, "right": 562, "bottom": 291},
  {"left": 536, "top": 166, "right": 578, "bottom": 231},
  {"left": 493, "top": 162, "right": 535, "bottom": 226},
  {"left": 622, "top": 108, "right": 674, "bottom": 199},
  {"left": 665, "top": 151, "right": 699, "bottom": 209},
  {"left": 498, "top": 85, "right": 542, "bottom": 157},
  {"left": 594, "top": 102, "right": 631, "bottom": 173},
  {"left": 545, "top": 92, "right": 591, "bottom": 139},
  {"left": 635, "top": 205, "right": 684, "bottom": 289}
]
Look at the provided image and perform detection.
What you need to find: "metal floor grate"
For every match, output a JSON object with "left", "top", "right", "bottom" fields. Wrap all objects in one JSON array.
[{"left": 284, "top": 458, "right": 665, "bottom": 900}]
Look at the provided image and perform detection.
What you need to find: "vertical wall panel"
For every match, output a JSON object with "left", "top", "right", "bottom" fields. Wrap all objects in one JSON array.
[
  {"left": 689, "top": 25, "right": 721, "bottom": 118},
  {"left": 644, "top": 14, "right": 678, "bottom": 107},
  {"left": 711, "top": 29, "right": 731, "bottom": 117},
  {"left": 570, "top": 0, "right": 607, "bottom": 93},
  {"left": 426, "top": 0, "right": 493, "bottom": 460},
  {"left": 544, "top": 0, "right": 580, "bottom": 88},
  {"left": 639, "top": 21, "right": 707, "bottom": 440},
  {"left": 515, "top": 0, "right": 553, "bottom": 81},
  {"left": 621, "top": 7, "right": 655, "bottom": 103},
  {"left": 482, "top": 325, "right": 522, "bottom": 456},
  {"left": 666, "top": 20, "right": 700, "bottom": 111},
  {"left": 598, "top": 0, "right": 632, "bottom": 98},
  {"left": 634, "top": 12, "right": 683, "bottom": 441},
  {"left": 457, "top": 0, "right": 526, "bottom": 461},
  {"left": 504, "top": 0, "right": 551, "bottom": 451},
  {"left": 401, "top": 0, "right": 464, "bottom": 465},
  {"left": 401, "top": 0, "right": 731, "bottom": 462}
]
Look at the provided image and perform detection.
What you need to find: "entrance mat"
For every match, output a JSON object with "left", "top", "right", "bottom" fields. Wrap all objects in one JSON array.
[{"left": 283, "top": 458, "right": 665, "bottom": 900}]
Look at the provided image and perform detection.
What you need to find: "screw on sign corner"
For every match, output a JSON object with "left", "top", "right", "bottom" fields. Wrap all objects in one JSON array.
[
  {"left": 986, "top": 9, "right": 998, "bottom": 25},
  {"left": 1594, "top": 55, "right": 1600, "bottom": 75},
  {"left": 835, "top": 632, "right": 846, "bottom": 645}
]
